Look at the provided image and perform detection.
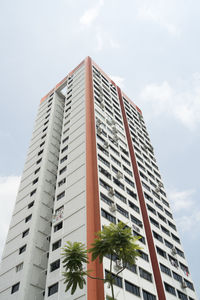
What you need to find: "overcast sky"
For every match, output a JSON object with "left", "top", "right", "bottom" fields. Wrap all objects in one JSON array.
[{"left": 0, "top": 0, "right": 199, "bottom": 297}]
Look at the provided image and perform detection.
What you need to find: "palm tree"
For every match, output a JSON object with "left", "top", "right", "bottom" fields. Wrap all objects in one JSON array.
[{"left": 62, "top": 222, "right": 141, "bottom": 299}]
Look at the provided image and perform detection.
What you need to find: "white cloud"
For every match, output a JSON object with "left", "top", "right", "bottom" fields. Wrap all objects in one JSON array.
[
  {"left": 109, "top": 75, "right": 125, "bottom": 88},
  {"left": 168, "top": 188, "right": 200, "bottom": 237},
  {"left": 138, "top": 74, "right": 200, "bottom": 130},
  {"left": 80, "top": 0, "right": 104, "bottom": 27},
  {"left": 169, "top": 189, "right": 195, "bottom": 212},
  {"left": 0, "top": 176, "right": 20, "bottom": 259},
  {"left": 137, "top": 2, "right": 180, "bottom": 36}
]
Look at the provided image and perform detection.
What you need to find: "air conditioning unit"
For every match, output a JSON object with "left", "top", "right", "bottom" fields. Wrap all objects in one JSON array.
[
  {"left": 104, "top": 141, "right": 109, "bottom": 149},
  {"left": 155, "top": 187, "right": 160, "bottom": 193},
  {"left": 109, "top": 203, "right": 117, "bottom": 213},
  {"left": 100, "top": 103, "right": 105, "bottom": 109},
  {"left": 114, "top": 260, "right": 123, "bottom": 271},
  {"left": 158, "top": 182, "right": 164, "bottom": 188},
  {"left": 181, "top": 280, "right": 187, "bottom": 289},
  {"left": 108, "top": 188, "right": 114, "bottom": 197},
  {"left": 96, "top": 119, "right": 102, "bottom": 126},
  {"left": 97, "top": 128, "right": 102, "bottom": 135},
  {"left": 171, "top": 247, "right": 177, "bottom": 255},
  {"left": 112, "top": 126, "right": 117, "bottom": 133},
  {"left": 117, "top": 171, "right": 123, "bottom": 179},
  {"left": 111, "top": 119, "right": 116, "bottom": 125}
]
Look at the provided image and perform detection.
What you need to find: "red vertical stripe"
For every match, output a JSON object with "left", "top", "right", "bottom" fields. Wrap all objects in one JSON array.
[{"left": 118, "top": 87, "right": 166, "bottom": 300}]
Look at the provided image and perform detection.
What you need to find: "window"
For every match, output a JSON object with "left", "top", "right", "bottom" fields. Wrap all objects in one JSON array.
[
  {"left": 164, "top": 239, "right": 173, "bottom": 249},
  {"left": 48, "top": 282, "right": 58, "bottom": 296},
  {"left": 25, "top": 214, "right": 32, "bottom": 223},
  {"left": 131, "top": 215, "right": 143, "bottom": 228},
  {"left": 125, "top": 280, "right": 140, "bottom": 296},
  {"left": 100, "top": 192, "right": 113, "bottom": 206},
  {"left": 61, "top": 145, "right": 68, "bottom": 153},
  {"left": 110, "top": 154, "right": 121, "bottom": 166},
  {"left": 58, "top": 178, "right": 66, "bottom": 187},
  {"left": 28, "top": 201, "right": 34, "bottom": 209},
  {"left": 126, "top": 188, "right": 137, "bottom": 199},
  {"left": 105, "top": 270, "right": 122, "bottom": 288},
  {"left": 11, "top": 282, "right": 20, "bottom": 294},
  {"left": 34, "top": 167, "right": 40, "bottom": 174},
  {"left": 57, "top": 191, "right": 65, "bottom": 201},
  {"left": 99, "top": 178, "right": 112, "bottom": 191},
  {"left": 97, "top": 143, "right": 109, "bottom": 156},
  {"left": 19, "top": 245, "right": 26, "bottom": 254},
  {"left": 147, "top": 204, "right": 156, "bottom": 215},
  {"left": 98, "top": 154, "right": 110, "bottom": 167},
  {"left": 124, "top": 176, "right": 135, "bottom": 187},
  {"left": 169, "top": 255, "right": 179, "bottom": 268},
  {"left": 38, "top": 149, "right": 44, "bottom": 156},
  {"left": 99, "top": 165, "right": 111, "bottom": 179},
  {"left": 160, "top": 263, "right": 171, "bottom": 277},
  {"left": 114, "top": 190, "right": 126, "bottom": 203},
  {"left": 184, "top": 279, "right": 194, "bottom": 290},
  {"left": 161, "top": 225, "right": 170, "bottom": 236},
  {"left": 149, "top": 217, "right": 159, "bottom": 228},
  {"left": 113, "top": 177, "right": 124, "bottom": 190},
  {"left": 30, "top": 189, "right": 36, "bottom": 197},
  {"left": 116, "top": 204, "right": 129, "bottom": 218},
  {"left": 139, "top": 268, "right": 152, "bottom": 282},
  {"left": 128, "top": 200, "right": 139, "bottom": 213},
  {"left": 32, "top": 177, "right": 38, "bottom": 185},
  {"left": 126, "top": 263, "right": 137, "bottom": 273},
  {"left": 138, "top": 250, "right": 149, "bottom": 261},
  {"left": 54, "top": 222, "right": 63, "bottom": 232},
  {"left": 176, "top": 247, "right": 185, "bottom": 258},
  {"left": 173, "top": 271, "right": 182, "bottom": 282},
  {"left": 50, "top": 259, "right": 60, "bottom": 272},
  {"left": 101, "top": 209, "right": 116, "bottom": 224},
  {"left": 171, "top": 233, "right": 180, "bottom": 244},
  {"left": 164, "top": 282, "right": 176, "bottom": 296},
  {"left": 177, "top": 290, "right": 188, "bottom": 300},
  {"left": 16, "top": 263, "right": 23, "bottom": 272},
  {"left": 155, "top": 201, "right": 163, "bottom": 211},
  {"left": 22, "top": 229, "right": 29, "bottom": 238},
  {"left": 144, "top": 192, "right": 153, "bottom": 203},
  {"left": 133, "top": 231, "right": 146, "bottom": 244},
  {"left": 142, "top": 290, "right": 156, "bottom": 300},
  {"left": 52, "top": 240, "right": 61, "bottom": 251},
  {"left": 59, "top": 166, "right": 67, "bottom": 175},
  {"left": 60, "top": 155, "right": 68, "bottom": 164},
  {"left": 36, "top": 158, "right": 42, "bottom": 164},
  {"left": 153, "top": 231, "right": 163, "bottom": 243},
  {"left": 158, "top": 213, "right": 167, "bottom": 223},
  {"left": 156, "top": 246, "right": 166, "bottom": 258}
]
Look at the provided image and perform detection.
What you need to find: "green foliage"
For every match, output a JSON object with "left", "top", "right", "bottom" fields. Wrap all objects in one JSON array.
[
  {"left": 62, "top": 241, "right": 88, "bottom": 294},
  {"left": 62, "top": 222, "right": 142, "bottom": 298},
  {"left": 88, "top": 222, "right": 141, "bottom": 266}
]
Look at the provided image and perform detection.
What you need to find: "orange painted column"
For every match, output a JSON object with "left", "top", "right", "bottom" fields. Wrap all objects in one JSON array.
[
  {"left": 117, "top": 87, "right": 166, "bottom": 300},
  {"left": 85, "top": 56, "right": 105, "bottom": 300}
]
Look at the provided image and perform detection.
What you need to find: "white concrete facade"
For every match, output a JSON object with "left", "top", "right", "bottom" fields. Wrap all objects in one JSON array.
[{"left": 0, "top": 57, "right": 197, "bottom": 300}]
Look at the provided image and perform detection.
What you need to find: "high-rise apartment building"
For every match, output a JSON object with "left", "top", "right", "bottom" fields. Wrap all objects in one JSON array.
[{"left": 0, "top": 57, "right": 197, "bottom": 300}]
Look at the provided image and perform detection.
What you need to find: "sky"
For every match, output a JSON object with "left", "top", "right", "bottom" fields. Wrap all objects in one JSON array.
[{"left": 0, "top": 0, "right": 199, "bottom": 298}]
